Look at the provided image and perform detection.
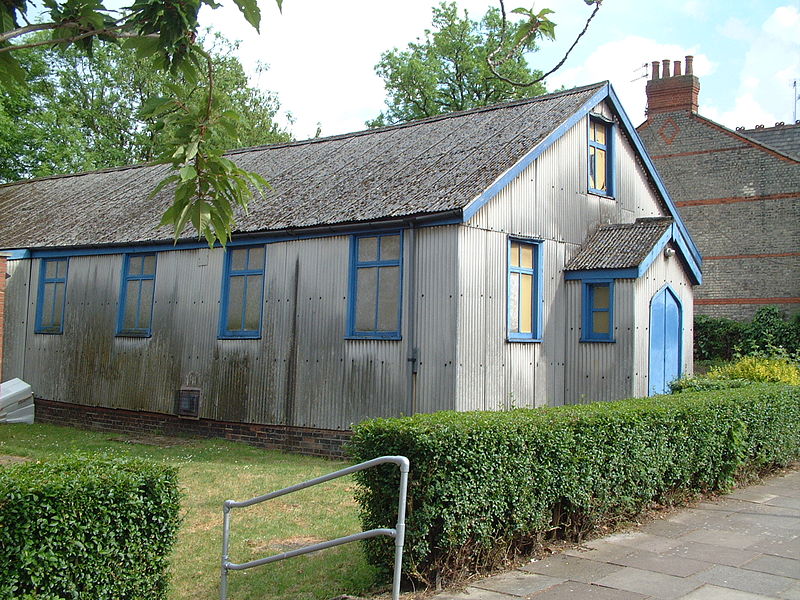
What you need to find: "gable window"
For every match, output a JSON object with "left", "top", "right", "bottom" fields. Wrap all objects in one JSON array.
[
  {"left": 117, "top": 253, "right": 157, "bottom": 337},
  {"left": 507, "top": 239, "right": 542, "bottom": 341},
  {"left": 588, "top": 116, "right": 613, "bottom": 196},
  {"left": 582, "top": 280, "right": 614, "bottom": 342},
  {"left": 35, "top": 258, "right": 68, "bottom": 334},
  {"left": 348, "top": 233, "right": 402, "bottom": 339},
  {"left": 219, "top": 246, "right": 265, "bottom": 339}
]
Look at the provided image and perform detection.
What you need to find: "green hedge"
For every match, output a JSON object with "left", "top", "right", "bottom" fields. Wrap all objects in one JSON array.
[
  {"left": 349, "top": 384, "right": 800, "bottom": 585},
  {"left": 0, "top": 456, "right": 181, "bottom": 600},
  {"left": 695, "top": 306, "right": 800, "bottom": 361}
]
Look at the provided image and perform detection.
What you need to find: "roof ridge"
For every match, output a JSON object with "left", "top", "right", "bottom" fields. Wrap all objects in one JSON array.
[
  {"left": 690, "top": 113, "right": 800, "bottom": 164},
  {"left": 0, "top": 82, "right": 609, "bottom": 189}
]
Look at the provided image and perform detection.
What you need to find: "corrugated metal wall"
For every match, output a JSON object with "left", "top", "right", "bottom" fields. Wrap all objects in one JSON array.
[
  {"left": 456, "top": 99, "right": 686, "bottom": 408},
  {"left": 2, "top": 259, "right": 30, "bottom": 382},
  {"left": 563, "top": 278, "right": 637, "bottom": 403}
]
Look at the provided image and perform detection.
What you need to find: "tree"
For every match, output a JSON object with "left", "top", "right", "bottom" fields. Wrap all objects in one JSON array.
[
  {"left": 0, "top": 31, "right": 292, "bottom": 182},
  {"left": 0, "top": 0, "right": 282, "bottom": 246},
  {"left": 368, "top": 2, "right": 548, "bottom": 128}
]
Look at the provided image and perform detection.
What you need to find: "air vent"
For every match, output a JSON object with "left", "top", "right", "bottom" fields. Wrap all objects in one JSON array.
[{"left": 175, "top": 388, "right": 201, "bottom": 419}]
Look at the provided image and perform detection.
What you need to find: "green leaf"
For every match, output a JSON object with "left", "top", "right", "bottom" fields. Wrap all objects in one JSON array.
[
  {"left": 178, "top": 164, "right": 197, "bottom": 181},
  {"left": 231, "top": 0, "right": 261, "bottom": 32}
]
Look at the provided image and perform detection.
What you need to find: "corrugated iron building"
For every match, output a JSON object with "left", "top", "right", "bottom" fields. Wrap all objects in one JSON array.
[{"left": 0, "top": 82, "right": 701, "bottom": 455}]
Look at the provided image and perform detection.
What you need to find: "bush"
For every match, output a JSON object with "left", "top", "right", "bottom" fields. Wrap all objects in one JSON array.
[
  {"left": 349, "top": 384, "right": 800, "bottom": 585},
  {"left": 708, "top": 355, "right": 800, "bottom": 385},
  {"left": 694, "top": 307, "right": 800, "bottom": 361},
  {"left": 669, "top": 376, "right": 751, "bottom": 393},
  {"left": 0, "top": 456, "right": 181, "bottom": 600}
]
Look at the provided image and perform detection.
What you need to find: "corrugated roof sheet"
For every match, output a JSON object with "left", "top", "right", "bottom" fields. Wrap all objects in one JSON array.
[
  {"left": 565, "top": 217, "right": 673, "bottom": 271},
  {"left": 0, "top": 82, "right": 606, "bottom": 249},
  {"left": 739, "top": 123, "right": 800, "bottom": 161}
]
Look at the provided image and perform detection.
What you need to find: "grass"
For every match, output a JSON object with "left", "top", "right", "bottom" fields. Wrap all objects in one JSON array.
[{"left": 0, "top": 424, "right": 388, "bottom": 600}]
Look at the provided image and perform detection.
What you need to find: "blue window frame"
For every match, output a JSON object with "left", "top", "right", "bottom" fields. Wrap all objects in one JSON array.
[
  {"left": 117, "top": 253, "right": 157, "bottom": 337},
  {"left": 347, "top": 232, "right": 403, "bottom": 340},
  {"left": 507, "top": 238, "right": 543, "bottom": 342},
  {"left": 581, "top": 280, "right": 615, "bottom": 342},
  {"left": 219, "top": 246, "right": 265, "bottom": 339},
  {"left": 35, "top": 258, "right": 68, "bottom": 334},
  {"left": 588, "top": 116, "right": 614, "bottom": 196}
]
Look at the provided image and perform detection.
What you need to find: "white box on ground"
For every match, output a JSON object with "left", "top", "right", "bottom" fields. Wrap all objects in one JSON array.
[{"left": 0, "top": 378, "right": 35, "bottom": 424}]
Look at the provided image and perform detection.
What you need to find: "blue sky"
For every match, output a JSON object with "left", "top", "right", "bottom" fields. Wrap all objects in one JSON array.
[{"left": 200, "top": 0, "right": 800, "bottom": 140}]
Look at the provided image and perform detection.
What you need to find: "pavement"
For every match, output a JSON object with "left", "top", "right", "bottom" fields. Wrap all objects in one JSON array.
[{"left": 433, "top": 469, "right": 800, "bottom": 600}]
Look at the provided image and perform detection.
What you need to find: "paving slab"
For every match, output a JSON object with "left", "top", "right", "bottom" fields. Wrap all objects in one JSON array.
[
  {"left": 520, "top": 554, "right": 623, "bottom": 583},
  {"left": 470, "top": 571, "right": 563, "bottom": 597},
  {"left": 691, "top": 565, "right": 796, "bottom": 596},
  {"left": 609, "top": 548, "right": 713, "bottom": 577},
  {"left": 526, "top": 581, "right": 647, "bottom": 599},
  {"left": 778, "top": 581, "right": 800, "bottom": 600},
  {"left": 742, "top": 555, "right": 800, "bottom": 579},
  {"left": 593, "top": 565, "right": 701, "bottom": 599},
  {"left": 586, "top": 531, "right": 681, "bottom": 553},
  {"left": 678, "top": 584, "right": 777, "bottom": 599},
  {"left": 747, "top": 536, "right": 800, "bottom": 560},
  {"left": 664, "top": 540, "right": 760, "bottom": 567},
  {"left": 434, "top": 587, "right": 515, "bottom": 600},
  {"left": 677, "top": 527, "right": 770, "bottom": 549}
]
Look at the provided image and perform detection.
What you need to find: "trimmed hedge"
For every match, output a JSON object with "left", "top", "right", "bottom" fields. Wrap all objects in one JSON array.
[
  {"left": 349, "top": 384, "right": 800, "bottom": 585},
  {"left": 695, "top": 306, "right": 800, "bottom": 361},
  {"left": 0, "top": 456, "right": 181, "bottom": 600}
]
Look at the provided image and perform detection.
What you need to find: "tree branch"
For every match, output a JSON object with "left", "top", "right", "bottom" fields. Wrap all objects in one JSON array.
[
  {"left": 0, "top": 22, "right": 155, "bottom": 52},
  {"left": 487, "top": 0, "right": 602, "bottom": 88}
]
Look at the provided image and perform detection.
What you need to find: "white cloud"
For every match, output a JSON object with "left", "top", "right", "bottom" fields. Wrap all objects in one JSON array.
[
  {"left": 544, "top": 36, "right": 712, "bottom": 126},
  {"left": 705, "top": 5, "right": 800, "bottom": 128}
]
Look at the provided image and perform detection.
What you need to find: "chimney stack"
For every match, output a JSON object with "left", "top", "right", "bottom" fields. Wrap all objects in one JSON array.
[{"left": 645, "top": 55, "right": 700, "bottom": 117}]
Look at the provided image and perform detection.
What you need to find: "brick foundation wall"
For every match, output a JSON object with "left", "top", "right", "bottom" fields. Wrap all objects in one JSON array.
[
  {"left": 0, "top": 255, "right": 6, "bottom": 383},
  {"left": 34, "top": 398, "right": 354, "bottom": 459}
]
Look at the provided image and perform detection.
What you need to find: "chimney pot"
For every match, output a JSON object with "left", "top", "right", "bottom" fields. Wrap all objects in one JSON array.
[
  {"left": 651, "top": 60, "right": 660, "bottom": 80},
  {"left": 685, "top": 55, "right": 694, "bottom": 74},
  {"left": 662, "top": 59, "right": 671, "bottom": 77},
  {"left": 673, "top": 60, "right": 682, "bottom": 76}
]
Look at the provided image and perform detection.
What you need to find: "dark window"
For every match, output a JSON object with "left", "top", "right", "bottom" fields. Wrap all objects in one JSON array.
[
  {"left": 219, "top": 246, "right": 265, "bottom": 339},
  {"left": 348, "top": 233, "right": 402, "bottom": 339},
  {"left": 35, "top": 258, "right": 68, "bottom": 334},
  {"left": 582, "top": 280, "right": 614, "bottom": 342},
  {"left": 117, "top": 253, "right": 157, "bottom": 337}
]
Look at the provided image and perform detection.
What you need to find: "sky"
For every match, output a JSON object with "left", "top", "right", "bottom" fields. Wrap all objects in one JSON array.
[{"left": 198, "top": 0, "right": 800, "bottom": 141}]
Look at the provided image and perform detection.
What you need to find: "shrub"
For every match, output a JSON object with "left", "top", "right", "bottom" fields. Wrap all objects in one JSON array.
[
  {"left": 0, "top": 456, "right": 181, "bottom": 600},
  {"left": 349, "top": 384, "right": 800, "bottom": 585},
  {"left": 669, "top": 376, "right": 751, "bottom": 394},
  {"left": 694, "top": 314, "right": 744, "bottom": 360},
  {"left": 708, "top": 355, "right": 800, "bottom": 385}
]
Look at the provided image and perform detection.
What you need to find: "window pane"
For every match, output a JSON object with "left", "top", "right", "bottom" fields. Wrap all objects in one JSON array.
[
  {"left": 52, "top": 282, "right": 65, "bottom": 327},
  {"left": 520, "top": 273, "right": 533, "bottom": 333},
  {"left": 358, "top": 237, "right": 378, "bottom": 262},
  {"left": 509, "top": 272, "right": 520, "bottom": 332},
  {"left": 592, "top": 121, "right": 606, "bottom": 145},
  {"left": 139, "top": 279, "right": 154, "bottom": 329},
  {"left": 510, "top": 242, "right": 520, "bottom": 268},
  {"left": 123, "top": 280, "right": 139, "bottom": 328},
  {"left": 247, "top": 247, "right": 265, "bottom": 270},
  {"left": 355, "top": 267, "right": 377, "bottom": 330},
  {"left": 142, "top": 255, "right": 156, "bottom": 276},
  {"left": 244, "top": 275, "right": 262, "bottom": 331},
  {"left": 593, "top": 285, "right": 610, "bottom": 310},
  {"left": 56, "top": 260, "right": 66, "bottom": 279},
  {"left": 380, "top": 235, "right": 401, "bottom": 261},
  {"left": 230, "top": 248, "right": 247, "bottom": 271},
  {"left": 520, "top": 245, "right": 534, "bottom": 269},
  {"left": 128, "top": 256, "right": 143, "bottom": 276},
  {"left": 377, "top": 266, "right": 400, "bottom": 331},
  {"left": 42, "top": 283, "right": 56, "bottom": 326},
  {"left": 595, "top": 148, "right": 607, "bottom": 191},
  {"left": 593, "top": 311, "right": 610, "bottom": 334},
  {"left": 226, "top": 276, "right": 245, "bottom": 331},
  {"left": 44, "top": 260, "right": 58, "bottom": 279},
  {"left": 589, "top": 147, "right": 597, "bottom": 190}
]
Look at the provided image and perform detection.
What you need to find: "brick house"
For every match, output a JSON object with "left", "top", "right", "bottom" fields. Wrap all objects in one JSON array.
[{"left": 637, "top": 57, "right": 800, "bottom": 320}]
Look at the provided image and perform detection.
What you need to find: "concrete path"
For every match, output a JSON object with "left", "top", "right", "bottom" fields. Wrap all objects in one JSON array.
[{"left": 434, "top": 469, "right": 800, "bottom": 600}]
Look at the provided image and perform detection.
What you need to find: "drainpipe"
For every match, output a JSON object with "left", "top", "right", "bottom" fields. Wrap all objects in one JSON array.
[{"left": 405, "top": 223, "right": 418, "bottom": 417}]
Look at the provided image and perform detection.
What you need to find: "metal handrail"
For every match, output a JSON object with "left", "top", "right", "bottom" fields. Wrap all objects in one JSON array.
[{"left": 220, "top": 455, "right": 410, "bottom": 600}]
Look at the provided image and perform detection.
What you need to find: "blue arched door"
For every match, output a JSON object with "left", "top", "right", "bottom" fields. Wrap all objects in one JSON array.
[{"left": 649, "top": 285, "right": 682, "bottom": 396}]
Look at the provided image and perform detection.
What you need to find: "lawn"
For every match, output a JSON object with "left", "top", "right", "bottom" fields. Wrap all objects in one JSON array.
[{"left": 0, "top": 424, "right": 388, "bottom": 600}]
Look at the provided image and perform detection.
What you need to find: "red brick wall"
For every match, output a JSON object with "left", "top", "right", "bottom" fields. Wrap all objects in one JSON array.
[
  {"left": 0, "top": 255, "right": 6, "bottom": 383},
  {"left": 34, "top": 398, "right": 353, "bottom": 459}
]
